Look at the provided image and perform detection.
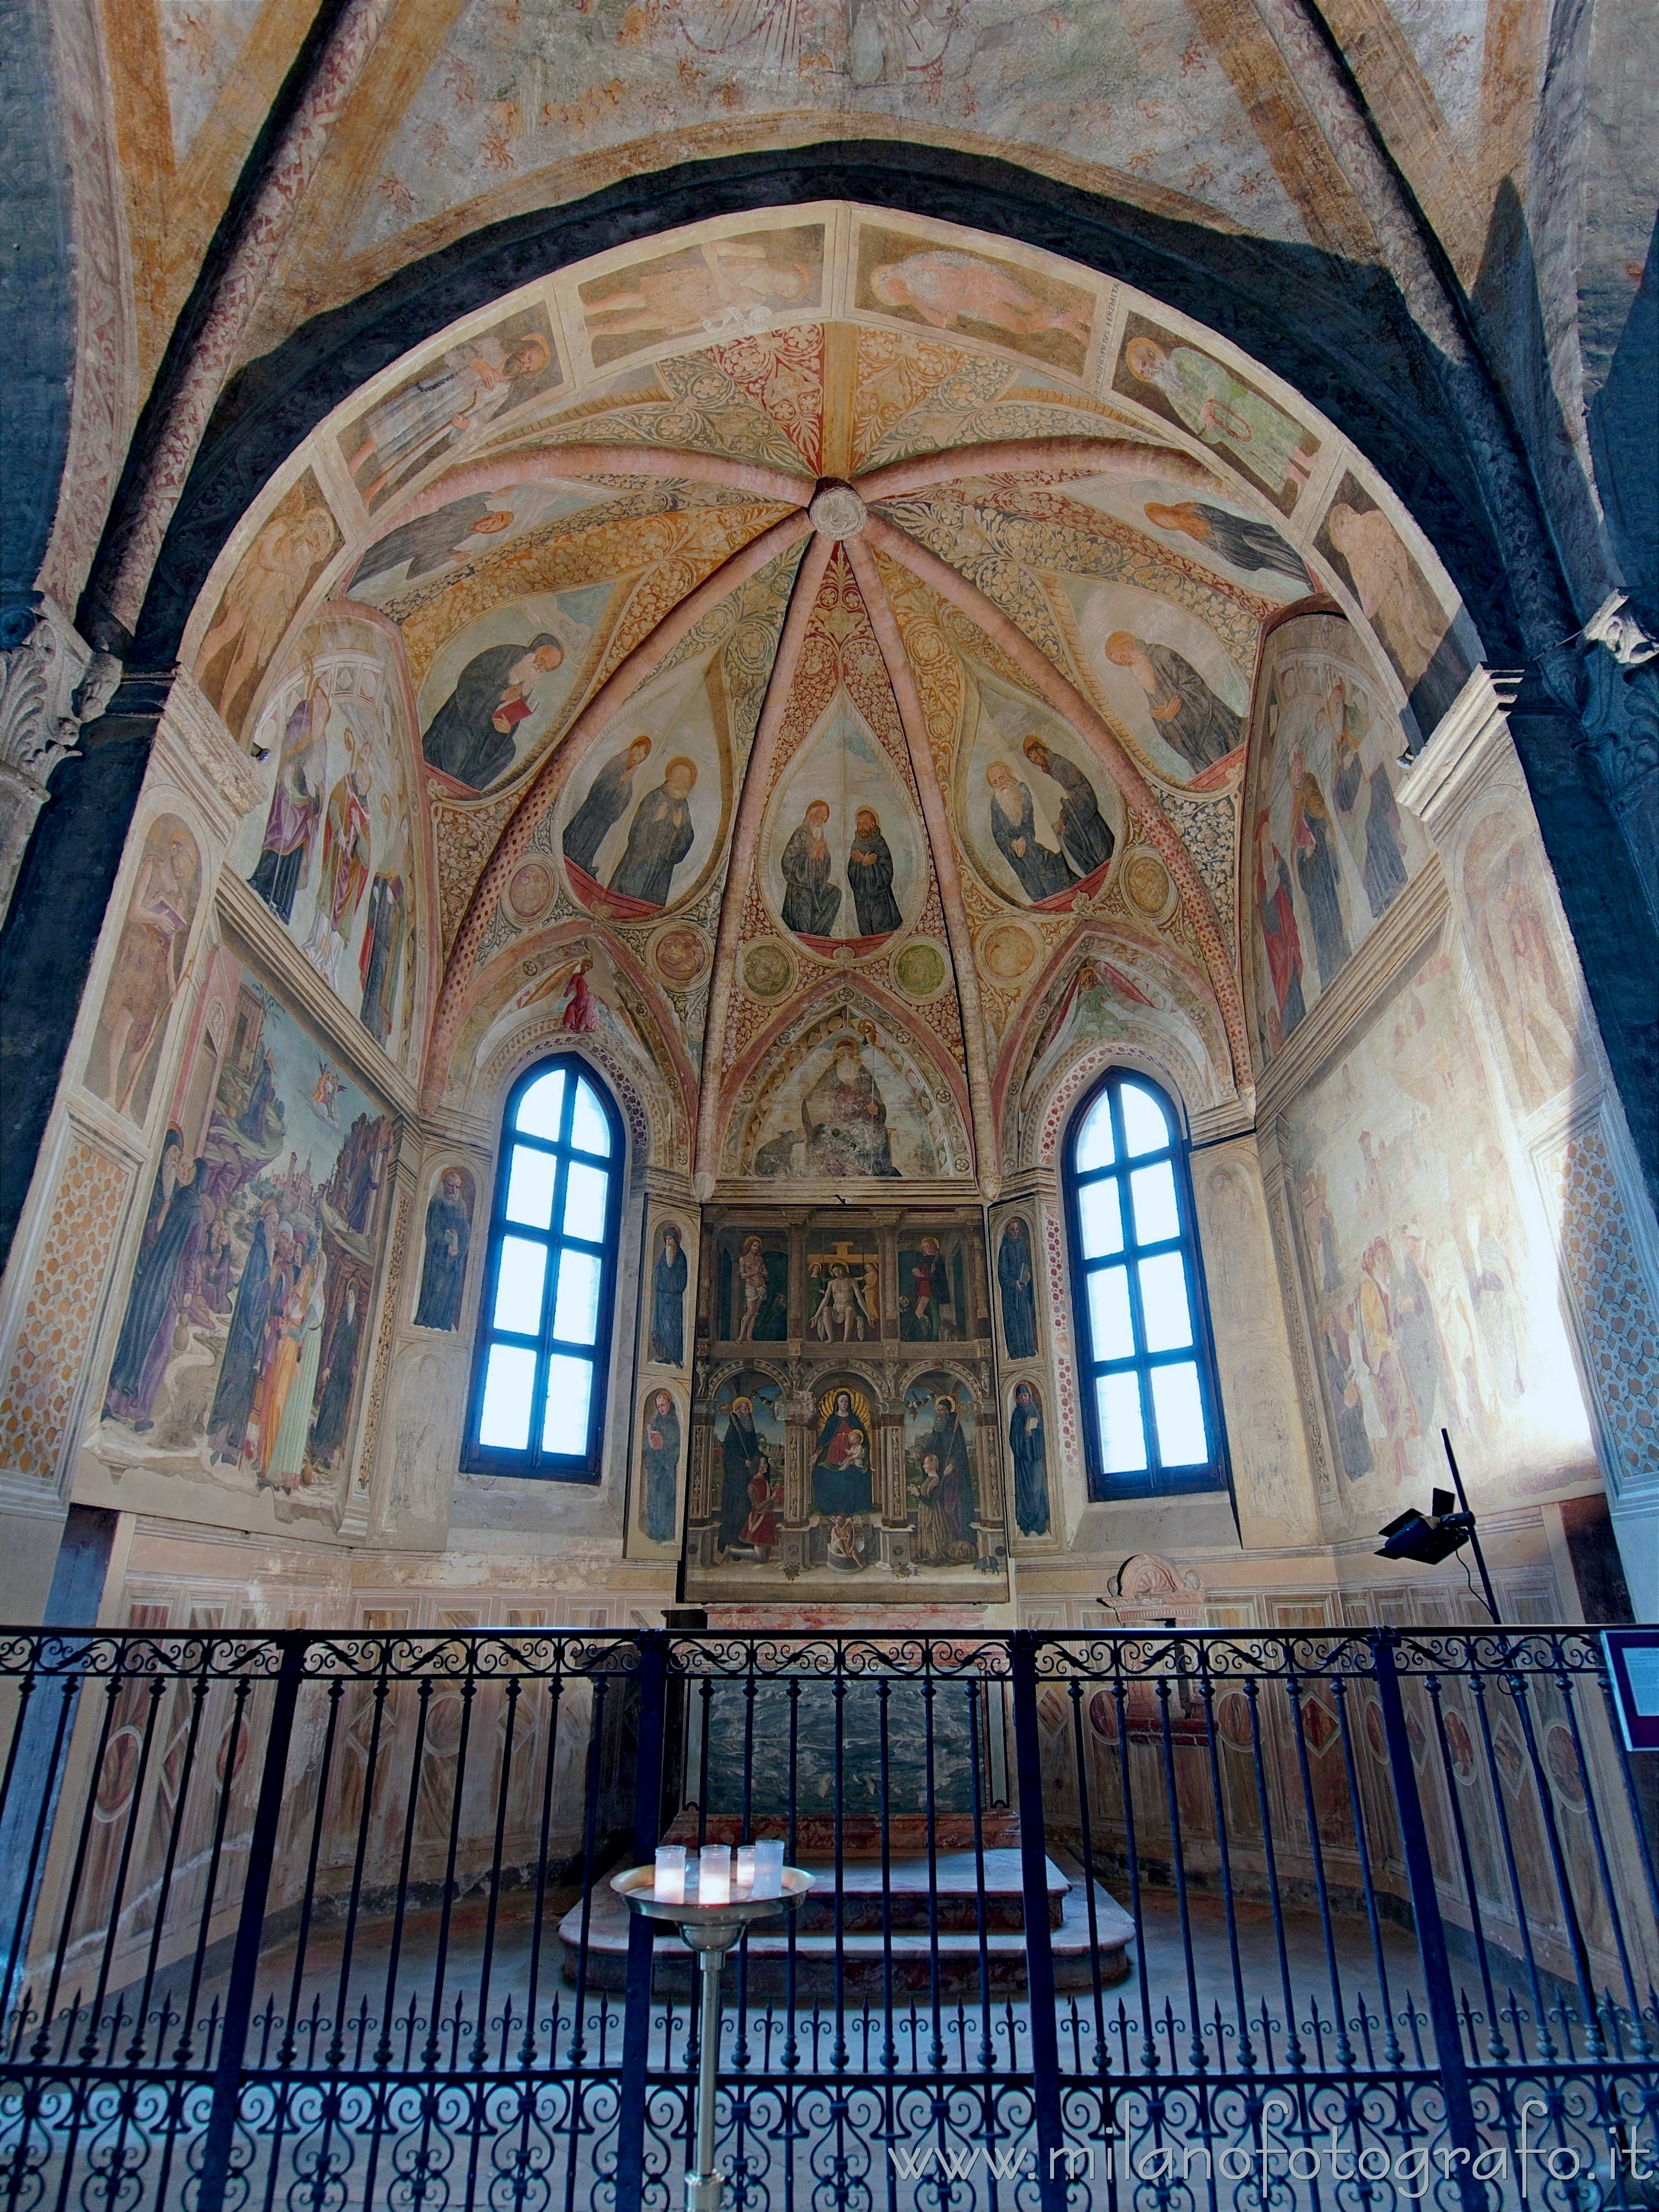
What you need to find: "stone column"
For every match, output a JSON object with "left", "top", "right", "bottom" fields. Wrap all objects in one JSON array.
[{"left": 876, "top": 1398, "right": 913, "bottom": 1576}]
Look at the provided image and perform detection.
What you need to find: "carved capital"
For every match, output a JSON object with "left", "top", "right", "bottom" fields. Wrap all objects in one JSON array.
[{"left": 0, "top": 607, "right": 93, "bottom": 791}]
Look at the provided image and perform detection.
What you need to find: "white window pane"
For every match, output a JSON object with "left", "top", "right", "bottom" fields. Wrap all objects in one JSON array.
[
  {"left": 517, "top": 1070, "right": 566, "bottom": 1141},
  {"left": 1151, "top": 1363, "right": 1209, "bottom": 1467},
  {"left": 478, "top": 1345, "right": 537, "bottom": 1451},
  {"left": 1074, "top": 1094, "right": 1116, "bottom": 1172},
  {"left": 552, "top": 1248, "right": 603, "bottom": 1345},
  {"left": 493, "top": 1236, "right": 547, "bottom": 1333},
  {"left": 562, "top": 1161, "right": 608, "bottom": 1243},
  {"left": 1120, "top": 1081, "right": 1170, "bottom": 1158},
  {"left": 1097, "top": 1372, "right": 1147, "bottom": 1474},
  {"left": 570, "top": 1078, "right": 611, "bottom": 1158},
  {"left": 1138, "top": 1251, "right": 1193, "bottom": 1352},
  {"left": 1130, "top": 1161, "right": 1180, "bottom": 1245},
  {"left": 1086, "top": 1265, "right": 1135, "bottom": 1362},
  {"left": 1077, "top": 1177, "right": 1124, "bottom": 1259},
  {"left": 504, "top": 1145, "right": 559, "bottom": 1230},
  {"left": 541, "top": 1354, "right": 594, "bottom": 1454}
]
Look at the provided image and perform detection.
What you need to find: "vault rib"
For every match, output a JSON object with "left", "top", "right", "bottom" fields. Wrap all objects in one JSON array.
[
  {"left": 843, "top": 534, "right": 1002, "bottom": 1196},
  {"left": 695, "top": 531, "right": 834, "bottom": 1196}
]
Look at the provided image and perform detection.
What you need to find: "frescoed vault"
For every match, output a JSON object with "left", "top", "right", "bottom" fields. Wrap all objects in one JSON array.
[{"left": 170, "top": 208, "right": 1487, "bottom": 1198}]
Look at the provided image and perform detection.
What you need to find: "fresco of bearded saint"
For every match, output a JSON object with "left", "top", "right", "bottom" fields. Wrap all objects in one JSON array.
[{"left": 801, "top": 1033, "right": 898, "bottom": 1177}]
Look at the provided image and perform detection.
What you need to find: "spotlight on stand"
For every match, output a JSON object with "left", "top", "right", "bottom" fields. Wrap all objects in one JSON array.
[
  {"left": 1377, "top": 1490, "right": 1465, "bottom": 1564},
  {"left": 1375, "top": 1431, "right": 1502, "bottom": 1622}
]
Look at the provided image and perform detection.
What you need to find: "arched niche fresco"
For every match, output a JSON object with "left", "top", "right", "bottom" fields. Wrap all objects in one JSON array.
[
  {"left": 1242, "top": 614, "right": 1428, "bottom": 1070},
  {"left": 761, "top": 693, "right": 925, "bottom": 951},
  {"left": 416, "top": 586, "right": 605, "bottom": 796},
  {"left": 553, "top": 659, "right": 731, "bottom": 921},
  {"left": 1072, "top": 581, "right": 1252, "bottom": 789},
  {"left": 954, "top": 670, "right": 1126, "bottom": 911},
  {"left": 232, "top": 612, "right": 429, "bottom": 1070},
  {"left": 726, "top": 997, "right": 971, "bottom": 1183}
]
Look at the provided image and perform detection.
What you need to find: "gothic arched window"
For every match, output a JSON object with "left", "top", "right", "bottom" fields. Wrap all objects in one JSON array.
[
  {"left": 1065, "top": 1070, "right": 1228, "bottom": 1499},
  {"left": 465, "top": 1057, "right": 624, "bottom": 1478}
]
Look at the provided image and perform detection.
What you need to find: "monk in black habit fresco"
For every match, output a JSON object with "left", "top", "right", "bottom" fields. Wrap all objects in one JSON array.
[
  {"left": 608, "top": 755, "right": 697, "bottom": 906},
  {"left": 1105, "top": 632, "right": 1242, "bottom": 775},
  {"left": 649, "top": 1225, "right": 687, "bottom": 1365},
  {"left": 308, "top": 1281, "right": 362, "bottom": 1463},
  {"left": 985, "top": 761, "right": 1074, "bottom": 902},
  {"left": 414, "top": 1168, "right": 471, "bottom": 1330},
  {"left": 847, "top": 807, "right": 902, "bottom": 936},
  {"left": 1143, "top": 500, "right": 1310, "bottom": 585},
  {"left": 1022, "top": 737, "right": 1114, "bottom": 877},
  {"left": 348, "top": 496, "right": 514, "bottom": 592},
  {"left": 780, "top": 800, "right": 840, "bottom": 935},
  {"left": 564, "top": 735, "right": 651, "bottom": 877},
  {"left": 422, "top": 634, "right": 565, "bottom": 790}
]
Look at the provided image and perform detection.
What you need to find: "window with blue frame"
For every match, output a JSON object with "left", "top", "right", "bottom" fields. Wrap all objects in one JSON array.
[
  {"left": 1064, "top": 1069, "right": 1228, "bottom": 1499},
  {"left": 465, "top": 1057, "right": 623, "bottom": 1478}
]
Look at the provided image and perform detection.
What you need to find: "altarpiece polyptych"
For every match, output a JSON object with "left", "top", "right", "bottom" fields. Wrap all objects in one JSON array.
[{"left": 681, "top": 1207, "right": 1010, "bottom": 1598}]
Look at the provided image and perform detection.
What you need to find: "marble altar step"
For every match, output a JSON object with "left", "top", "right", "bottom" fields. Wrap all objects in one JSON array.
[{"left": 556, "top": 1848, "right": 1135, "bottom": 1999}]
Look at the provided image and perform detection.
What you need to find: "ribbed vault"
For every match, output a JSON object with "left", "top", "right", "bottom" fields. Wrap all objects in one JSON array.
[{"left": 184, "top": 212, "right": 1479, "bottom": 1193}]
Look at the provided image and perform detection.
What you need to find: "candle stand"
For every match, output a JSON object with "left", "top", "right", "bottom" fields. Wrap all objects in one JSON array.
[{"left": 611, "top": 1863, "right": 812, "bottom": 2212}]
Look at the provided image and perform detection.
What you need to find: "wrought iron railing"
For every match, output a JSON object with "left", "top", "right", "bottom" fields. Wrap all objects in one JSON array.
[{"left": 0, "top": 1624, "right": 1652, "bottom": 2212}]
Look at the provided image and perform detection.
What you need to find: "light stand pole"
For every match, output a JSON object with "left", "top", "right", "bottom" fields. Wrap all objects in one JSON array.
[
  {"left": 612, "top": 1864, "right": 812, "bottom": 2212},
  {"left": 1441, "top": 1431, "right": 1503, "bottom": 1624}
]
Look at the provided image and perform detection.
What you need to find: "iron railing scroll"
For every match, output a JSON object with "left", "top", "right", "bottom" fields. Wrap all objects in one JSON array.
[{"left": 0, "top": 1623, "right": 1652, "bottom": 2212}]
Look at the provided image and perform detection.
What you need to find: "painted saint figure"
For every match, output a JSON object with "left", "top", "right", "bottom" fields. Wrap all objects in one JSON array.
[
  {"left": 423, "top": 635, "right": 565, "bottom": 791},
  {"left": 1123, "top": 336, "right": 1312, "bottom": 504},
  {"left": 998, "top": 1217, "right": 1037, "bottom": 1359},
  {"left": 197, "top": 491, "right": 338, "bottom": 729},
  {"left": 608, "top": 756, "right": 697, "bottom": 906},
  {"left": 414, "top": 1169, "right": 472, "bottom": 1331},
  {"left": 1105, "top": 633, "right": 1242, "bottom": 775},
  {"left": 719, "top": 1396, "right": 764, "bottom": 1554},
  {"left": 735, "top": 1235, "right": 770, "bottom": 1341},
  {"left": 1289, "top": 752, "right": 1352, "bottom": 985},
  {"left": 907, "top": 1236, "right": 950, "bottom": 1340},
  {"left": 1009, "top": 1382, "right": 1050, "bottom": 1536},
  {"left": 1253, "top": 815, "right": 1306, "bottom": 1044},
  {"left": 811, "top": 1263, "right": 869, "bottom": 1342},
  {"left": 1143, "top": 500, "right": 1311, "bottom": 584},
  {"left": 208, "top": 1197, "right": 280, "bottom": 1459},
  {"left": 780, "top": 800, "right": 841, "bottom": 936},
  {"left": 650, "top": 1226, "right": 687, "bottom": 1365},
  {"left": 349, "top": 497, "right": 514, "bottom": 591},
  {"left": 846, "top": 807, "right": 902, "bottom": 936},
  {"left": 813, "top": 1392, "right": 874, "bottom": 1517},
  {"left": 308, "top": 1280, "right": 362, "bottom": 1465},
  {"left": 1325, "top": 503, "right": 1448, "bottom": 686},
  {"left": 305, "top": 755, "right": 373, "bottom": 982},
  {"left": 564, "top": 735, "right": 651, "bottom": 878},
  {"left": 869, "top": 252, "right": 1090, "bottom": 347},
  {"left": 103, "top": 1132, "right": 205, "bottom": 1428},
  {"left": 266, "top": 1257, "right": 327, "bottom": 1492},
  {"left": 742, "top": 1458, "right": 783, "bottom": 1555},
  {"left": 921, "top": 1394, "right": 975, "bottom": 1552},
  {"left": 249, "top": 681, "right": 326, "bottom": 922},
  {"left": 358, "top": 863, "right": 407, "bottom": 1045},
  {"left": 985, "top": 761, "right": 1074, "bottom": 902},
  {"left": 641, "top": 1390, "right": 681, "bottom": 1545},
  {"left": 1022, "top": 737, "right": 1114, "bottom": 878},
  {"left": 802, "top": 1032, "right": 898, "bottom": 1176},
  {"left": 348, "top": 334, "right": 552, "bottom": 504},
  {"left": 95, "top": 821, "right": 200, "bottom": 1118}
]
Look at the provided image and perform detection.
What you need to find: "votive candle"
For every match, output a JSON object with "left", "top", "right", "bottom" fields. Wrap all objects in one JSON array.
[
  {"left": 698, "top": 1844, "right": 731, "bottom": 1905},
  {"left": 653, "top": 1845, "right": 686, "bottom": 1903},
  {"left": 752, "top": 1839, "right": 784, "bottom": 1900},
  {"left": 734, "top": 1845, "right": 755, "bottom": 1893}
]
